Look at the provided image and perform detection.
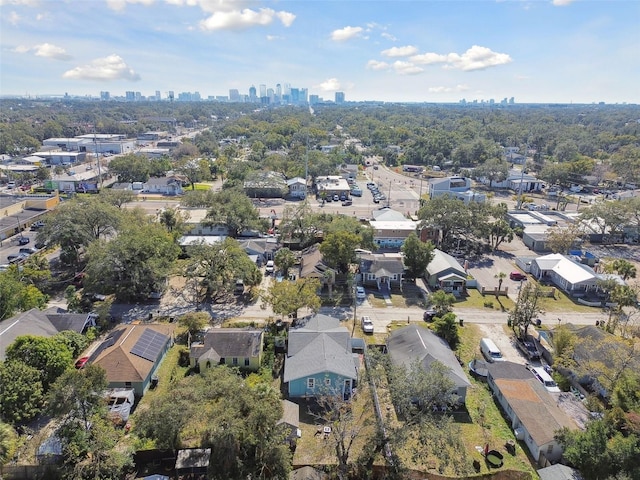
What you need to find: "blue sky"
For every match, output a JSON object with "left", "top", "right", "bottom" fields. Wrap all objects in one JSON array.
[{"left": 1, "top": 0, "right": 638, "bottom": 103}]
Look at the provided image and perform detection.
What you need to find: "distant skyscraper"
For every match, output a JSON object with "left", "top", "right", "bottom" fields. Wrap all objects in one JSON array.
[
  {"left": 168, "top": 91, "right": 174, "bottom": 102},
  {"left": 309, "top": 95, "right": 319, "bottom": 105},
  {"left": 100, "top": 91, "right": 110, "bottom": 101},
  {"left": 155, "top": 90, "right": 161, "bottom": 101},
  {"left": 135, "top": 92, "right": 142, "bottom": 101},
  {"left": 249, "top": 85, "right": 257, "bottom": 102},
  {"left": 125, "top": 91, "right": 135, "bottom": 101},
  {"left": 290, "top": 88, "right": 300, "bottom": 104},
  {"left": 276, "top": 83, "right": 282, "bottom": 102},
  {"left": 259, "top": 84, "right": 267, "bottom": 98},
  {"left": 229, "top": 89, "right": 240, "bottom": 102},
  {"left": 335, "top": 92, "right": 345, "bottom": 104}
]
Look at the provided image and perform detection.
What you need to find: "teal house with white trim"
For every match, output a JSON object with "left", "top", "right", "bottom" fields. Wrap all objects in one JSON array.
[{"left": 283, "top": 314, "right": 359, "bottom": 400}]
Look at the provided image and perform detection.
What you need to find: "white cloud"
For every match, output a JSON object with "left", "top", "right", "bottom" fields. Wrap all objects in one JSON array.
[
  {"left": 33, "top": 43, "right": 72, "bottom": 60},
  {"left": 8, "top": 11, "right": 21, "bottom": 25},
  {"left": 0, "top": 0, "right": 40, "bottom": 5},
  {"left": 330, "top": 26, "right": 363, "bottom": 42},
  {"left": 266, "top": 34, "right": 283, "bottom": 41},
  {"left": 552, "top": 0, "right": 576, "bottom": 5},
  {"left": 381, "top": 32, "right": 397, "bottom": 41},
  {"left": 428, "top": 84, "right": 469, "bottom": 93},
  {"left": 445, "top": 45, "right": 512, "bottom": 71},
  {"left": 410, "top": 52, "right": 448, "bottom": 65},
  {"left": 13, "top": 43, "right": 72, "bottom": 60},
  {"left": 62, "top": 54, "right": 140, "bottom": 81},
  {"left": 393, "top": 61, "right": 423, "bottom": 75},
  {"left": 105, "top": 0, "right": 154, "bottom": 12},
  {"left": 366, "top": 60, "right": 390, "bottom": 71},
  {"left": 408, "top": 45, "right": 511, "bottom": 71},
  {"left": 316, "top": 78, "right": 341, "bottom": 92},
  {"left": 199, "top": 7, "right": 295, "bottom": 31},
  {"left": 381, "top": 45, "right": 418, "bottom": 57}
]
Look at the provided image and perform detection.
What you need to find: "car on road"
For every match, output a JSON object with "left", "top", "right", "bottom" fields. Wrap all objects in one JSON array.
[
  {"left": 509, "top": 271, "right": 527, "bottom": 281},
  {"left": 351, "top": 188, "right": 362, "bottom": 196},
  {"left": 30, "top": 220, "right": 45, "bottom": 230},
  {"left": 265, "top": 260, "right": 275, "bottom": 274},
  {"left": 75, "top": 356, "right": 89, "bottom": 369},
  {"left": 361, "top": 316, "right": 374, "bottom": 334},
  {"left": 17, "top": 237, "right": 30, "bottom": 245},
  {"left": 423, "top": 307, "right": 437, "bottom": 321},
  {"left": 342, "top": 199, "right": 353, "bottom": 206},
  {"left": 356, "top": 286, "right": 366, "bottom": 300}
]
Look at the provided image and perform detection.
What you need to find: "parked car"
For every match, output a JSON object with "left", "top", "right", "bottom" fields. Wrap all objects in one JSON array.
[
  {"left": 529, "top": 366, "right": 560, "bottom": 393},
  {"left": 19, "top": 247, "right": 38, "bottom": 255},
  {"left": 356, "top": 286, "right": 366, "bottom": 300},
  {"left": 17, "top": 237, "right": 30, "bottom": 245},
  {"left": 332, "top": 194, "right": 339, "bottom": 202},
  {"left": 509, "top": 271, "right": 527, "bottom": 281},
  {"left": 361, "top": 316, "right": 374, "bottom": 334},
  {"left": 75, "top": 356, "right": 89, "bottom": 369},
  {"left": 351, "top": 188, "right": 362, "bottom": 196},
  {"left": 7, "top": 253, "right": 29, "bottom": 264},
  {"left": 265, "top": 260, "right": 275, "bottom": 274},
  {"left": 516, "top": 337, "right": 540, "bottom": 360},
  {"left": 342, "top": 199, "right": 353, "bottom": 206},
  {"left": 30, "top": 221, "right": 45, "bottom": 230},
  {"left": 234, "top": 279, "right": 245, "bottom": 295}
]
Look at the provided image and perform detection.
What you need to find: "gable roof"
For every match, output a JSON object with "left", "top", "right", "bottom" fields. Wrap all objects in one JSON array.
[
  {"left": 371, "top": 208, "right": 407, "bottom": 222},
  {"left": 278, "top": 399, "right": 300, "bottom": 429},
  {"left": 387, "top": 325, "right": 470, "bottom": 389},
  {"left": 359, "top": 253, "right": 405, "bottom": 276},
  {"left": 91, "top": 323, "right": 175, "bottom": 384},
  {"left": 0, "top": 307, "right": 92, "bottom": 360},
  {"left": 487, "top": 361, "right": 578, "bottom": 445},
  {"left": 534, "top": 253, "right": 597, "bottom": 285},
  {"left": 299, "top": 245, "right": 333, "bottom": 279},
  {"left": 284, "top": 314, "right": 357, "bottom": 383},
  {"left": 537, "top": 464, "right": 583, "bottom": 480},
  {"left": 191, "top": 328, "right": 263, "bottom": 363},
  {"left": 427, "top": 249, "right": 466, "bottom": 278}
]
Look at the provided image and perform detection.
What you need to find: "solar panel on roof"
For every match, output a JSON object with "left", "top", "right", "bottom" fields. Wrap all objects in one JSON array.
[{"left": 130, "top": 329, "right": 168, "bottom": 362}]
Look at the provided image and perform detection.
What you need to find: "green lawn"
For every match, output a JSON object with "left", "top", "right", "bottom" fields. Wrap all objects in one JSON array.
[{"left": 455, "top": 288, "right": 515, "bottom": 312}]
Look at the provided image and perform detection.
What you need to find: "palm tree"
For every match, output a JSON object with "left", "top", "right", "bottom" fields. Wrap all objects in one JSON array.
[
  {"left": 611, "top": 259, "right": 637, "bottom": 281},
  {"left": 429, "top": 290, "right": 456, "bottom": 316},
  {"left": 495, "top": 272, "right": 507, "bottom": 293},
  {"left": 0, "top": 421, "right": 17, "bottom": 467}
]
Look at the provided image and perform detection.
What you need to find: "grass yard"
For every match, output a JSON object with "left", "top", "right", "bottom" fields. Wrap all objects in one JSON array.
[
  {"left": 456, "top": 289, "right": 515, "bottom": 312},
  {"left": 536, "top": 287, "right": 596, "bottom": 313},
  {"left": 367, "top": 283, "right": 426, "bottom": 309}
]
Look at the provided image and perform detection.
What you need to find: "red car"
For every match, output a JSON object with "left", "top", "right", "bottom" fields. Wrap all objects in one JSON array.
[
  {"left": 509, "top": 271, "right": 527, "bottom": 281},
  {"left": 75, "top": 356, "right": 89, "bottom": 369}
]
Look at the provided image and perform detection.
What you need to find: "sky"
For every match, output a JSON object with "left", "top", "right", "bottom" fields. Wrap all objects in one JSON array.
[{"left": 0, "top": 0, "right": 639, "bottom": 104}]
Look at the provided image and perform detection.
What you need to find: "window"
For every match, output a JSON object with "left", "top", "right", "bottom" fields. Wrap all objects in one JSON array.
[
  {"left": 219, "top": 357, "right": 225, "bottom": 364},
  {"left": 232, "top": 357, "right": 238, "bottom": 365},
  {"left": 125, "top": 382, "right": 132, "bottom": 388},
  {"left": 546, "top": 444, "right": 554, "bottom": 455},
  {"left": 244, "top": 358, "right": 250, "bottom": 366},
  {"left": 307, "top": 378, "right": 315, "bottom": 389},
  {"left": 324, "top": 378, "right": 332, "bottom": 387}
]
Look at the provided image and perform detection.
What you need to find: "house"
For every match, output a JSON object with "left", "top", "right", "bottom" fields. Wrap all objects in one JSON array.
[
  {"left": 90, "top": 323, "right": 175, "bottom": 396},
  {"left": 238, "top": 237, "right": 280, "bottom": 265},
  {"left": 299, "top": 244, "right": 335, "bottom": 291},
  {"left": 244, "top": 171, "right": 288, "bottom": 198},
  {"left": 0, "top": 307, "right": 97, "bottom": 360},
  {"left": 277, "top": 400, "right": 301, "bottom": 441},
  {"left": 287, "top": 177, "right": 307, "bottom": 198},
  {"left": 358, "top": 252, "right": 405, "bottom": 291},
  {"left": 189, "top": 328, "right": 264, "bottom": 371},
  {"left": 486, "top": 361, "right": 578, "bottom": 464},
  {"left": 537, "top": 464, "right": 583, "bottom": 480},
  {"left": 425, "top": 249, "right": 467, "bottom": 295},
  {"left": 283, "top": 314, "right": 359, "bottom": 399},
  {"left": 143, "top": 176, "right": 183, "bottom": 195},
  {"left": 530, "top": 253, "right": 601, "bottom": 294},
  {"left": 387, "top": 325, "right": 471, "bottom": 403}
]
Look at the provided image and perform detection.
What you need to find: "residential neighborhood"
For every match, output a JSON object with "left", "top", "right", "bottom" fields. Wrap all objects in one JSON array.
[{"left": 1, "top": 101, "right": 639, "bottom": 480}]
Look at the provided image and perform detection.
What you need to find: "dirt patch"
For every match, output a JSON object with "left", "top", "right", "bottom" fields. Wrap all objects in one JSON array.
[{"left": 476, "top": 324, "right": 526, "bottom": 365}]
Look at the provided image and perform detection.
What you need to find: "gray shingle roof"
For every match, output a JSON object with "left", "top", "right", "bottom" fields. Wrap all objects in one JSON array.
[
  {"left": 387, "top": 325, "right": 470, "bottom": 389},
  {"left": 427, "top": 249, "right": 466, "bottom": 278},
  {"left": 191, "top": 328, "right": 263, "bottom": 361},
  {"left": 284, "top": 314, "right": 357, "bottom": 383}
]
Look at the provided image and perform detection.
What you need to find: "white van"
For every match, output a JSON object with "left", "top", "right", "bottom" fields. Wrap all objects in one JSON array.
[
  {"left": 531, "top": 366, "right": 561, "bottom": 393},
  {"left": 480, "top": 338, "right": 504, "bottom": 363}
]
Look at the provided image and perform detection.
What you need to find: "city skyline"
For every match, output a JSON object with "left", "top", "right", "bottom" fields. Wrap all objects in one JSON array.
[{"left": 1, "top": 1, "right": 638, "bottom": 104}]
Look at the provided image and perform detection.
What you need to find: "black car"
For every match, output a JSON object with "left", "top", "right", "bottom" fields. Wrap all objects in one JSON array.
[
  {"left": 423, "top": 307, "right": 437, "bottom": 321},
  {"left": 18, "top": 237, "right": 30, "bottom": 245}
]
